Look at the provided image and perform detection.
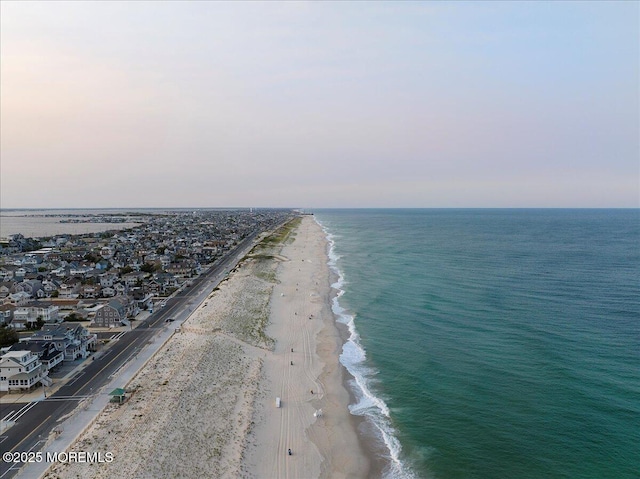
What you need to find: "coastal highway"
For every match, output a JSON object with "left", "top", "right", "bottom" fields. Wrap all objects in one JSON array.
[{"left": 0, "top": 220, "right": 289, "bottom": 479}]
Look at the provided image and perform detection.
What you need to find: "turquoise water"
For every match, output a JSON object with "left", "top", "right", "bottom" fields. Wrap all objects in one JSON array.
[{"left": 315, "top": 209, "right": 639, "bottom": 479}]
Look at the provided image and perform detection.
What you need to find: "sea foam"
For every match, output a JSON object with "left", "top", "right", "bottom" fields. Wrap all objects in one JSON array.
[{"left": 317, "top": 217, "right": 417, "bottom": 479}]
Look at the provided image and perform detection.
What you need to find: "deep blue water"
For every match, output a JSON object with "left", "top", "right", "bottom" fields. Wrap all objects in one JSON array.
[{"left": 314, "top": 209, "right": 639, "bottom": 479}]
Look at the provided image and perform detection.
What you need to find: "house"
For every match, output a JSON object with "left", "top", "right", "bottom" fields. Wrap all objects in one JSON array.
[
  {"left": 33, "top": 301, "right": 61, "bottom": 323},
  {"left": 166, "top": 261, "right": 195, "bottom": 277},
  {"left": 0, "top": 304, "right": 15, "bottom": 325},
  {"left": 11, "top": 309, "right": 38, "bottom": 330},
  {"left": 6, "top": 291, "right": 31, "bottom": 307},
  {"left": 11, "top": 281, "right": 32, "bottom": 297},
  {"left": 101, "top": 286, "right": 116, "bottom": 297},
  {"left": 14, "top": 268, "right": 27, "bottom": 280},
  {"left": 92, "top": 297, "right": 129, "bottom": 327},
  {"left": 114, "top": 283, "right": 126, "bottom": 295},
  {"left": 122, "top": 272, "right": 146, "bottom": 288},
  {"left": 155, "top": 273, "right": 179, "bottom": 294},
  {"left": 0, "top": 281, "right": 12, "bottom": 298},
  {"left": 159, "top": 255, "right": 172, "bottom": 269},
  {"left": 29, "top": 323, "right": 97, "bottom": 362},
  {"left": 69, "top": 264, "right": 92, "bottom": 277},
  {"left": 52, "top": 266, "right": 69, "bottom": 278},
  {"left": 95, "top": 260, "right": 109, "bottom": 271},
  {"left": 131, "top": 289, "right": 152, "bottom": 311},
  {"left": 46, "top": 251, "right": 62, "bottom": 262},
  {"left": 145, "top": 280, "right": 161, "bottom": 295},
  {"left": 12, "top": 301, "right": 60, "bottom": 328},
  {"left": 0, "top": 267, "right": 16, "bottom": 281},
  {"left": 0, "top": 350, "right": 47, "bottom": 392},
  {"left": 58, "top": 278, "right": 81, "bottom": 298},
  {"left": 22, "top": 279, "right": 45, "bottom": 299},
  {"left": 80, "top": 284, "right": 101, "bottom": 299},
  {"left": 99, "top": 272, "right": 118, "bottom": 288},
  {"left": 42, "top": 279, "right": 60, "bottom": 296},
  {"left": 9, "top": 341, "right": 64, "bottom": 372}
]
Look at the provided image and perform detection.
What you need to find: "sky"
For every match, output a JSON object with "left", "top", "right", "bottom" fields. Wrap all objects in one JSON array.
[{"left": 1, "top": 1, "right": 638, "bottom": 208}]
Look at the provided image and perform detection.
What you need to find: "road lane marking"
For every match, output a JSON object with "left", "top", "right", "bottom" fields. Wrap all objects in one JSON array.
[
  {"left": 6, "top": 414, "right": 52, "bottom": 459},
  {"left": 65, "top": 372, "right": 85, "bottom": 387},
  {"left": 4, "top": 403, "right": 37, "bottom": 423}
]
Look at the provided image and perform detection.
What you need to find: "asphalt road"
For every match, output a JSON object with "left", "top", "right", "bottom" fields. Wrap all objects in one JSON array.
[{"left": 0, "top": 222, "right": 286, "bottom": 478}]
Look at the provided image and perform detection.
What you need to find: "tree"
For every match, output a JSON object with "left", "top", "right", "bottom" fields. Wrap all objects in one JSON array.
[
  {"left": 26, "top": 317, "right": 45, "bottom": 330},
  {"left": 65, "top": 313, "right": 86, "bottom": 322},
  {"left": 0, "top": 326, "right": 19, "bottom": 347},
  {"left": 140, "top": 263, "right": 156, "bottom": 273},
  {"left": 84, "top": 252, "right": 99, "bottom": 263}
]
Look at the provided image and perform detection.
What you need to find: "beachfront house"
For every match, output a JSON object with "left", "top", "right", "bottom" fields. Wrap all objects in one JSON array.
[
  {"left": 28, "top": 323, "right": 97, "bottom": 361},
  {"left": 0, "top": 350, "right": 48, "bottom": 392},
  {"left": 154, "top": 273, "right": 179, "bottom": 293},
  {"left": 92, "top": 297, "right": 129, "bottom": 327},
  {"left": 8, "top": 341, "right": 64, "bottom": 372}
]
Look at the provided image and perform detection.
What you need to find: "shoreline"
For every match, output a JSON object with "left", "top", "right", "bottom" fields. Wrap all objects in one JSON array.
[
  {"left": 324, "top": 234, "right": 390, "bottom": 479},
  {"left": 334, "top": 315, "right": 389, "bottom": 479},
  {"left": 245, "top": 215, "right": 371, "bottom": 478}
]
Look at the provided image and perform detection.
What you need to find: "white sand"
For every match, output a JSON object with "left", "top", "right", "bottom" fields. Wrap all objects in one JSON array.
[
  {"left": 245, "top": 216, "right": 369, "bottom": 479},
  {"left": 43, "top": 216, "right": 368, "bottom": 479}
]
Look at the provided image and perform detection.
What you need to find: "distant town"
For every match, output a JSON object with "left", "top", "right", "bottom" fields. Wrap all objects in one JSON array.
[{"left": 0, "top": 209, "right": 295, "bottom": 393}]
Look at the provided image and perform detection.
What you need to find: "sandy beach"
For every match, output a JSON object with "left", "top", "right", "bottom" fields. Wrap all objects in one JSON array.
[{"left": 43, "top": 216, "right": 368, "bottom": 479}]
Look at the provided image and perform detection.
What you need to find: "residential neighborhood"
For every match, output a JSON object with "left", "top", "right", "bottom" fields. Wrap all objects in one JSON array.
[{"left": 0, "top": 208, "right": 294, "bottom": 393}]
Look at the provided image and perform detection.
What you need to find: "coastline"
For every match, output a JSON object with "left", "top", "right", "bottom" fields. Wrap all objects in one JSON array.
[
  {"left": 41, "top": 216, "right": 371, "bottom": 479},
  {"left": 325, "top": 251, "right": 388, "bottom": 478},
  {"left": 333, "top": 309, "right": 389, "bottom": 479},
  {"left": 244, "top": 215, "right": 370, "bottom": 478},
  {"left": 320, "top": 219, "right": 411, "bottom": 479}
]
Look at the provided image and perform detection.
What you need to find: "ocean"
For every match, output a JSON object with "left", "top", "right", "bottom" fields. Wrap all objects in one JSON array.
[{"left": 314, "top": 209, "right": 639, "bottom": 479}]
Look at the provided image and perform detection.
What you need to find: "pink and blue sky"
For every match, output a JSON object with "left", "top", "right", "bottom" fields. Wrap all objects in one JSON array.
[{"left": 1, "top": 1, "right": 638, "bottom": 208}]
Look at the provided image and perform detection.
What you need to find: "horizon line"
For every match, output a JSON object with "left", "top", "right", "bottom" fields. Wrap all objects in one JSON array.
[{"left": 1, "top": 206, "right": 639, "bottom": 211}]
